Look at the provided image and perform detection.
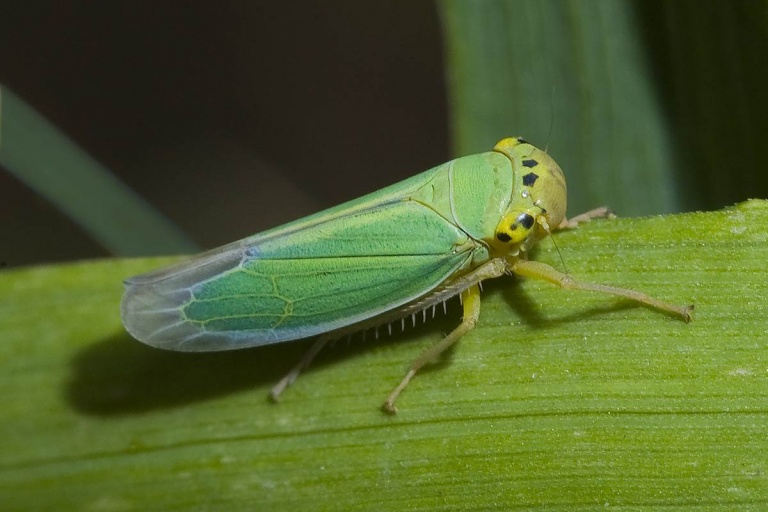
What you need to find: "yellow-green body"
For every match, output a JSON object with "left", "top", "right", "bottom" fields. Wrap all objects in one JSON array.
[{"left": 121, "top": 138, "right": 566, "bottom": 351}]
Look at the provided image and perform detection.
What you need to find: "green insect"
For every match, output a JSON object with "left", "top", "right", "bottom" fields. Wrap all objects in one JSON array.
[{"left": 121, "top": 137, "right": 692, "bottom": 413}]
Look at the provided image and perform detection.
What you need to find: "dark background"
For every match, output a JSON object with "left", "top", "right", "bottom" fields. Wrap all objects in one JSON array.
[
  {"left": 0, "top": 2, "right": 449, "bottom": 265},
  {"left": 5, "top": 2, "right": 768, "bottom": 268}
]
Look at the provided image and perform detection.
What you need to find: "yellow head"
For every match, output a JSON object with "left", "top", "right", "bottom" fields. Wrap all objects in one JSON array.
[{"left": 491, "top": 137, "right": 567, "bottom": 254}]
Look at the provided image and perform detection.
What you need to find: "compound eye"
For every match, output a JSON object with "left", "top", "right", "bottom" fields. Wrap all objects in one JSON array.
[{"left": 516, "top": 213, "right": 535, "bottom": 230}]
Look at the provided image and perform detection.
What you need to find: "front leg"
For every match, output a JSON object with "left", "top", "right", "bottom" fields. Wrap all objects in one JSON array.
[
  {"left": 509, "top": 259, "right": 693, "bottom": 322},
  {"left": 557, "top": 207, "right": 614, "bottom": 230}
]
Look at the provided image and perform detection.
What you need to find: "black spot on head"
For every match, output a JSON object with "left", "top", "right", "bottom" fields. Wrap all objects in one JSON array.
[
  {"left": 522, "top": 159, "right": 539, "bottom": 168},
  {"left": 516, "top": 137, "right": 528, "bottom": 144},
  {"left": 496, "top": 233, "right": 511, "bottom": 242},
  {"left": 522, "top": 172, "right": 539, "bottom": 186},
  {"left": 518, "top": 213, "right": 535, "bottom": 229}
]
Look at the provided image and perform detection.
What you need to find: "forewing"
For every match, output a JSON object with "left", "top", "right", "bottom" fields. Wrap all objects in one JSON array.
[{"left": 121, "top": 200, "right": 473, "bottom": 351}]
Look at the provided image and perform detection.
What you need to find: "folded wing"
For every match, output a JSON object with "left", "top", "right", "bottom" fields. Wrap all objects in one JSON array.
[{"left": 121, "top": 200, "right": 475, "bottom": 351}]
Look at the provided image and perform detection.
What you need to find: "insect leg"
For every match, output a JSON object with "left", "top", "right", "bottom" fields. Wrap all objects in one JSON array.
[
  {"left": 557, "top": 206, "right": 614, "bottom": 230},
  {"left": 510, "top": 259, "right": 693, "bottom": 321},
  {"left": 270, "top": 337, "right": 330, "bottom": 401},
  {"left": 382, "top": 285, "right": 482, "bottom": 414}
]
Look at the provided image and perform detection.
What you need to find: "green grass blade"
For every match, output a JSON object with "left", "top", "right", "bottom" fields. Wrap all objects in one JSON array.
[
  {"left": 2, "top": 200, "right": 766, "bottom": 510},
  {"left": 438, "top": 0, "right": 680, "bottom": 216},
  {"left": 0, "top": 85, "right": 198, "bottom": 256},
  {"left": 635, "top": 0, "right": 768, "bottom": 211}
]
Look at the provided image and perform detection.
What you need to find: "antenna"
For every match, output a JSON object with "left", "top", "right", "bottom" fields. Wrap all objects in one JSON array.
[
  {"left": 549, "top": 232, "right": 569, "bottom": 274},
  {"left": 544, "top": 86, "right": 556, "bottom": 153},
  {"left": 536, "top": 200, "right": 568, "bottom": 274}
]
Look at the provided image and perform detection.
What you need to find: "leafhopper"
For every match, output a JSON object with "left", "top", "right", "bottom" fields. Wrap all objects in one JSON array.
[{"left": 122, "top": 138, "right": 692, "bottom": 413}]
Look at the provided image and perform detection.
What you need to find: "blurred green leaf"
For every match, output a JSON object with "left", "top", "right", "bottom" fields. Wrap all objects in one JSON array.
[
  {"left": 439, "top": 0, "right": 680, "bottom": 216},
  {"left": 2, "top": 200, "right": 767, "bottom": 510},
  {"left": 0, "top": 85, "right": 198, "bottom": 256},
  {"left": 634, "top": 0, "right": 768, "bottom": 210},
  {"left": 438, "top": 0, "right": 768, "bottom": 216}
]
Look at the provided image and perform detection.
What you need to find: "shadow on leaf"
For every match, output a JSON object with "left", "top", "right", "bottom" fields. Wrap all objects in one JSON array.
[
  {"left": 66, "top": 310, "right": 458, "bottom": 416},
  {"left": 67, "top": 330, "right": 318, "bottom": 416}
]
